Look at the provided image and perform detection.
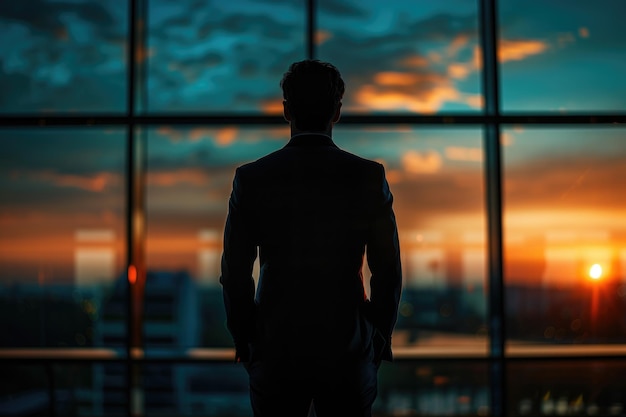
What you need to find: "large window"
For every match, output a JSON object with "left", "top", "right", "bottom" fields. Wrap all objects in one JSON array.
[{"left": 1, "top": 1, "right": 625, "bottom": 416}]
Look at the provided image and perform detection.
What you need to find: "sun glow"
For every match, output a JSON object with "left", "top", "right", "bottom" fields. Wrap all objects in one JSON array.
[{"left": 589, "top": 264, "right": 602, "bottom": 280}]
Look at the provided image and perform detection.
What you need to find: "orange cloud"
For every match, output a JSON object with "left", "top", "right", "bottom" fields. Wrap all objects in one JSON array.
[
  {"left": 215, "top": 127, "right": 238, "bottom": 146},
  {"left": 399, "top": 55, "right": 429, "bottom": 68},
  {"left": 472, "top": 46, "right": 482, "bottom": 69},
  {"left": 447, "top": 63, "right": 471, "bottom": 79},
  {"left": 374, "top": 72, "right": 420, "bottom": 86},
  {"left": 157, "top": 126, "right": 184, "bottom": 142},
  {"left": 402, "top": 150, "right": 442, "bottom": 174},
  {"left": 135, "top": 45, "right": 154, "bottom": 64},
  {"left": 428, "top": 51, "right": 442, "bottom": 63},
  {"left": 499, "top": 39, "right": 548, "bottom": 62},
  {"left": 463, "top": 94, "right": 483, "bottom": 109},
  {"left": 354, "top": 80, "right": 459, "bottom": 114},
  {"left": 157, "top": 127, "right": 238, "bottom": 146},
  {"left": 189, "top": 128, "right": 213, "bottom": 142},
  {"left": 148, "top": 168, "right": 208, "bottom": 187},
  {"left": 385, "top": 169, "right": 403, "bottom": 185},
  {"left": 35, "top": 171, "right": 118, "bottom": 192},
  {"left": 445, "top": 146, "right": 483, "bottom": 162},
  {"left": 501, "top": 131, "right": 515, "bottom": 146},
  {"left": 578, "top": 27, "right": 589, "bottom": 38},
  {"left": 315, "top": 30, "right": 332, "bottom": 45},
  {"left": 260, "top": 99, "right": 284, "bottom": 114},
  {"left": 447, "top": 34, "right": 470, "bottom": 57}
]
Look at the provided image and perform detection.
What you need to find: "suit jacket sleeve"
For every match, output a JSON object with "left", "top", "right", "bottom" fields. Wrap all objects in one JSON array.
[
  {"left": 220, "top": 167, "right": 257, "bottom": 358},
  {"left": 366, "top": 164, "right": 402, "bottom": 361}
]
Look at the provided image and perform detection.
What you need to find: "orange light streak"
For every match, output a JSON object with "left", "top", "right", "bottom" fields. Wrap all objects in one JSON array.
[{"left": 128, "top": 264, "right": 137, "bottom": 285}]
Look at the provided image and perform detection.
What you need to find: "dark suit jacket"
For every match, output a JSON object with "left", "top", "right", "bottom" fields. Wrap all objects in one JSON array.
[{"left": 220, "top": 133, "right": 402, "bottom": 362}]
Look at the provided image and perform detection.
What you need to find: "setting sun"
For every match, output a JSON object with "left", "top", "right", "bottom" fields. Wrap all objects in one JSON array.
[{"left": 589, "top": 263, "right": 603, "bottom": 280}]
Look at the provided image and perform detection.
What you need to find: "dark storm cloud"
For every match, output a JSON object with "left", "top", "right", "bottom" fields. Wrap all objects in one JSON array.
[
  {"left": 0, "top": 66, "right": 31, "bottom": 108},
  {"left": 238, "top": 60, "right": 260, "bottom": 78},
  {"left": 404, "top": 12, "right": 477, "bottom": 41},
  {"left": 264, "top": 0, "right": 367, "bottom": 18},
  {"left": 499, "top": 0, "right": 626, "bottom": 52},
  {"left": 0, "top": 0, "right": 115, "bottom": 36},
  {"left": 1, "top": 129, "right": 125, "bottom": 175},
  {"left": 0, "top": 0, "right": 127, "bottom": 112},
  {"left": 319, "top": 0, "right": 368, "bottom": 18},
  {"left": 315, "top": 11, "right": 483, "bottom": 112},
  {"left": 28, "top": 73, "right": 125, "bottom": 112},
  {"left": 147, "top": 3, "right": 304, "bottom": 111},
  {"left": 177, "top": 51, "right": 224, "bottom": 68},
  {"left": 196, "top": 12, "right": 301, "bottom": 41},
  {"left": 322, "top": 11, "right": 477, "bottom": 72}
]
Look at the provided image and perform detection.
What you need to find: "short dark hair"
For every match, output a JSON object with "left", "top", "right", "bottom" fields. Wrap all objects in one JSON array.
[{"left": 280, "top": 59, "right": 345, "bottom": 131}]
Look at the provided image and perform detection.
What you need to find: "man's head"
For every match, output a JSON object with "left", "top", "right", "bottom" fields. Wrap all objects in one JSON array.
[{"left": 280, "top": 59, "right": 345, "bottom": 132}]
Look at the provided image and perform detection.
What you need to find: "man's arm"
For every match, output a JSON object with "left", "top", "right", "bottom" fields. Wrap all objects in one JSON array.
[
  {"left": 366, "top": 164, "right": 402, "bottom": 362},
  {"left": 219, "top": 168, "right": 257, "bottom": 362}
]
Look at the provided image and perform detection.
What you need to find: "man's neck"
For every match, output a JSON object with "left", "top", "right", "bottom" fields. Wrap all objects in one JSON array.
[{"left": 290, "top": 125, "right": 333, "bottom": 138}]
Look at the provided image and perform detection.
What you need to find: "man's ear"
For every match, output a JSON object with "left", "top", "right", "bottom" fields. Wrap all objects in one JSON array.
[
  {"left": 332, "top": 102, "right": 342, "bottom": 123},
  {"left": 283, "top": 100, "right": 291, "bottom": 122}
]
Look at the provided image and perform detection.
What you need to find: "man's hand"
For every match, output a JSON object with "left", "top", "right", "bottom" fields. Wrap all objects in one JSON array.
[{"left": 235, "top": 342, "right": 251, "bottom": 366}]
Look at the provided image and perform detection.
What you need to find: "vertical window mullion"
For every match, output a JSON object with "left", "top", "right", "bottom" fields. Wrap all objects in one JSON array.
[
  {"left": 479, "top": 0, "right": 506, "bottom": 415},
  {"left": 307, "top": 0, "right": 316, "bottom": 59},
  {"left": 125, "top": 0, "right": 147, "bottom": 415}
]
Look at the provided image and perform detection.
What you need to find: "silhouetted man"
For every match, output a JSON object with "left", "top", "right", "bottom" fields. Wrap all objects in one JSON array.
[{"left": 220, "top": 59, "right": 402, "bottom": 417}]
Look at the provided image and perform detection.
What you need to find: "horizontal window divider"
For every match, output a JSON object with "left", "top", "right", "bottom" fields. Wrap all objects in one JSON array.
[
  {"left": 1, "top": 347, "right": 625, "bottom": 363},
  {"left": 0, "top": 114, "right": 625, "bottom": 127}
]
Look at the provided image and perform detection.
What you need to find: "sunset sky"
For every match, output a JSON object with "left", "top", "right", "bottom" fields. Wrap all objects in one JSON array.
[{"left": 1, "top": 0, "right": 625, "bottom": 287}]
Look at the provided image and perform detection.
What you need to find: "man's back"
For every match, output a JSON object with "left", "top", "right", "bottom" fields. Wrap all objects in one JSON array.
[
  {"left": 219, "top": 59, "right": 401, "bottom": 417},
  {"left": 221, "top": 133, "right": 402, "bottom": 361}
]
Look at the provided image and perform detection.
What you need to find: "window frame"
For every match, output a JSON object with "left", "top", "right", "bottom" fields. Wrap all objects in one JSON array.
[{"left": 1, "top": 0, "right": 625, "bottom": 416}]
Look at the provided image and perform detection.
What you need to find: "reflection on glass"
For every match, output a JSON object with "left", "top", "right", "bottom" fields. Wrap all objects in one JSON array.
[
  {"left": 318, "top": 0, "right": 481, "bottom": 113},
  {"left": 145, "top": 0, "right": 305, "bottom": 113},
  {"left": 0, "top": 1, "right": 128, "bottom": 113},
  {"left": 0, "top": 365, "right": 49, "bottom": 415},
  {"left": 499, "top": 0, "right": 626, "bottom": 112},
  {"left": 507, "top": 360, "right": 626, "bottom": 416},
  {"left": 123, "top": 362, "right": 489, "bottom": 417},
  {"left": 145, "top": 126, "right": 289, "bottom": 349},
  {"left": 0, "top": 128, "right": 126, "bottom": 348},
  {"left": 145, "top": 126, "right": 487, "bottom": 351},
  {"left": 503, "top": 127, "right": 626, "bottom": 347},
  {"left": 140, "top": 363, "right": 248, "bottom": 417},
  {"left": 377, "top": 360, "right": 490, "bottom": 416},
  {"left": 1, "top": 363, "right": 127, "bottom": 417},
  {"left": 336, "top": 127, "right": 488, "bottom": 352}
]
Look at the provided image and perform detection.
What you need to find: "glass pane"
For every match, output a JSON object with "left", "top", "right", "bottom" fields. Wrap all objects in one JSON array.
[
  {"left": 145, "top": 125, "right": 487, "bottom": 352},
  {"left": 144, "top": 125, "right": 289, "bottom": 350},
  {"left": 0, "top": 364, "right": 49, "bottom": 417},
  {"left": 318, "top": 0, "right": 482, "bottom": 114},
  {"left": 503, "top": 127, "right": 626, "bottom": 349},
  {"left": 0, "top": 1, "right": 128, "bottom": 113},
  {"left": 499, "top": 0, "right": 626, "bottom": 112},
  {"left": 335, "top": 127, "right": 488, "bottom": 353},
  {"left": 140, "top": 363, "right": 248, "bottom": 416},
  {"left": 507, "top": 360, "right": 626, "bottom": 416},
  {"left": 144, "top": 0, "right": 305, "bottom": 113},
  {"left": 376, "top": 360, "right": 490, "bottom": 416},
  {"left": 0, "top": 128, "right": 127, "bottom": 348},
  {"left": 0, "top": 363, "right": 126, "bottom": 417}
]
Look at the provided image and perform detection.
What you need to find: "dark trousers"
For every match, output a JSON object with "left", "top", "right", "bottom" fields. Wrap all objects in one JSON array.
[{"left": 246, "top": 356, "right": 378, "bottom": 417}]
